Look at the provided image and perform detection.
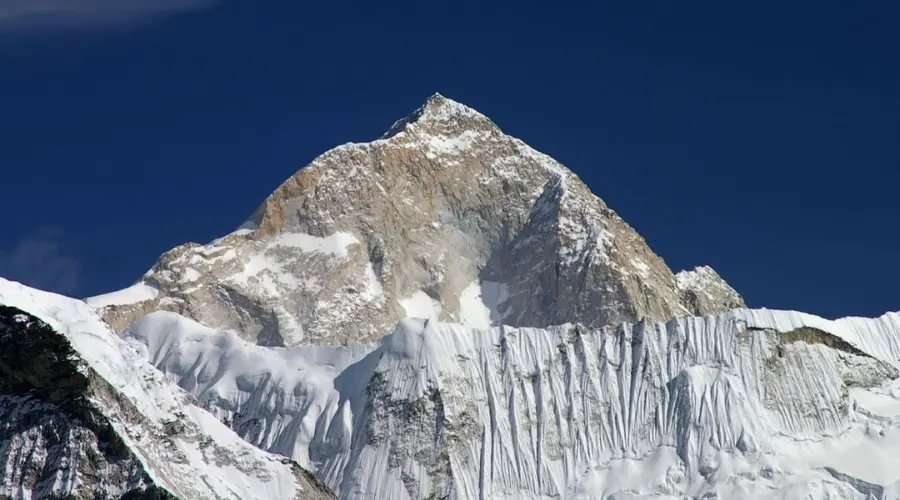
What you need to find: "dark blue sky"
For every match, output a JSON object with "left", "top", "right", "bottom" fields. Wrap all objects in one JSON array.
[{"left": 0, "top": 1, "right": 897, "bottom": 319}]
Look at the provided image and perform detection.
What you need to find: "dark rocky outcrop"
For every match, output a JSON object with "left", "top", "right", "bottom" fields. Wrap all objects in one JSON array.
[{"left": 0, "top": 305, "right": 170, "bottom": 499}]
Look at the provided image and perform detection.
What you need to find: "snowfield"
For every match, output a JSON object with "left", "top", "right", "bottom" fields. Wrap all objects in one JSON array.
[{"left": 123, "top": 304, "right": 900, "bottom": 499}]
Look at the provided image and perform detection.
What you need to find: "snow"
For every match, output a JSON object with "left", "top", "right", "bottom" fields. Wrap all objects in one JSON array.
[
  {"left": 398, "top": 290, "right": 442, "bottom": 320},
  {"left": 733, "top": 308, "right": 900, "bottom": 367},
  {"left": 411, "top": 92, "right": 494, "bottom": 131},
  {"left": 362, "top": 262, "right": 383, "bottom": 300},
  {"left": 458, "top": 280, "right": 509, "bottom": 329},
  {"left": 182, "top": 268, "right": 202, "bottom": 282},
  {"left": 630, "top": 258, "right": 651, "bottom": 278},
  {"left": 851, "top": 383, "right": 900, "bottom": 417},
  {"left": 0, "top": 278, "right": 327, "bottom": 500},
  {"left": 276, "top": 231, "right": 360, "bottom": 258},
  {"left": 422, "top": 130, "right": 484, "bottom": 160},
  {"left": 229, "top": 219, "right": 259, "bottom": 237},
  {"left": 141, "top": 230, "right": 360, "bottom": 312},
  {"left": 676, "top": 265, "right": 737, "bottom": 300},
  {"left": 84, "top": 281, "right": 158, "bottom": 308},
  {"left": 123, "top": 310, "right": 372, "bottom": 466},
  {"left": 570, "top": 447, "right": 685, "bottom": 499},
  {"left": 121, "top": 300, "right": 900, "bottom": 499},
  {"left": 228, "top": 253, "right": 270, "bottom": 288},
  {"left": 771, "top": 425, "right": 900, "bottom": 487},
  {"left": 221, "top": 232, "right": 359, "bottom": 303}
]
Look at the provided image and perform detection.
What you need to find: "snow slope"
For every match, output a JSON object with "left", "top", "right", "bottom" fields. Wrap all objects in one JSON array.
[
  {"left": 125, "top": 306, "right": 900, "bottom": 499},
  {"left": 0, "top": 278, "right": 334, "bottom": 500},
  {"left": 85, "top": 281, "right": 159, "bottom": 308}
]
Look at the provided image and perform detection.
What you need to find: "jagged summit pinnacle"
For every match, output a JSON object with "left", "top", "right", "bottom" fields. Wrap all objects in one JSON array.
[
  {"left": 88, "top": 95, "right": 745, "bottom": 346},
  {"left": 426, "top": 91, "right": 449, "bottom": 102},
  {"left": 381, "top": 92, "right": 499, "bottom": 139}
]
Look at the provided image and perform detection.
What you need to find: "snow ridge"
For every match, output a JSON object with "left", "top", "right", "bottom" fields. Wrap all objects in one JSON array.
[{"left": 0, "top": 278, "right": 335, "bottom": 500}]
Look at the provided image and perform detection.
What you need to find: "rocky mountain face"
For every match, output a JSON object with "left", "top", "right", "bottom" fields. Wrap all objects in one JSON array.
[
  {"left": 88, "top": 94, "right": 743, "bottom": 347},
  {"left": 0, "top": 279, "right": 336, "bottom": 500}
]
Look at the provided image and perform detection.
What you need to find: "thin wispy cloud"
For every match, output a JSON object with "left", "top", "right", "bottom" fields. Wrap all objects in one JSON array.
[
  {"left": 0, "top": 0, "right": 214, "bottom": 32},
  {"left": 0, "top": 227, "right": 80, "bottom": 295}
]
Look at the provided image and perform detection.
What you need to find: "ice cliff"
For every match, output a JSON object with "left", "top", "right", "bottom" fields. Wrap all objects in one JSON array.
[{"left": 124, "top": 307, "right": 900, "bottom": 499}]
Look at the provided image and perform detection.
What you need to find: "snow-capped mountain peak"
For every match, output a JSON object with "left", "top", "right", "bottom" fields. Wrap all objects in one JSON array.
[
  {"left": 6, "top": 92, "right": 900, "bottom": 500},
  {"left": 381, "top": 92, "right": 499, "bottom": 140},
  {"left": 87, "top": 93, "right": 744, "bottom": 347}
]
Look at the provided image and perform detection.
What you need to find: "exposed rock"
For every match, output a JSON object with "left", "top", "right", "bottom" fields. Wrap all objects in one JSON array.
[
  {"left": 0, "top": 305, "right": 165, "bottom": 499},
  {"left": 676, "top": 265, "right": 745, "bottom": 316},
  {"left": 90, "top": 93, "right": 744, "bottom": 346}
]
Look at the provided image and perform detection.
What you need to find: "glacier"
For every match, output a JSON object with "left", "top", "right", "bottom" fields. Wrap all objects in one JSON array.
[{"left": 123, "top": 306, "right": 900, "bottom": 499}]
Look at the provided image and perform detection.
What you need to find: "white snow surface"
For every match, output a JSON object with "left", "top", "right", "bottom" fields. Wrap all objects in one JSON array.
[
  {"left": 399, "top": 291, "right": 442, "bottom": 321},
  {"left": 275, "top": 231, "right": 359, "bottom": 258},
  {"left": 0, "top": 278, "right": 328, "bottom": 500},
  {"left": 458, "top": 280, "right": 509, "bottom": 329},
  {"left": 84, "top": 281, "right": 159, "bottom": 308},
  {"left": 124, "top": 303, "right": 900, "bottom": 499},
  {"left": 398, "top": 281, "right": 509, "bottom": 329}
]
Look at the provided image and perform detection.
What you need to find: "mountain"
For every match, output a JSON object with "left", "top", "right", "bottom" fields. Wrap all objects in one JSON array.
[
  {"left": 6, "top": 93, "right": 899, "bottom": 499},
  {"left": 0, "top": 278, "right": 336, "bottom": 500},
  {"left": 123, "top": 306, "right": 900, "bottom": 499},
  {"left": 87, "top": 93, "right": 743, "bottom": 347}
]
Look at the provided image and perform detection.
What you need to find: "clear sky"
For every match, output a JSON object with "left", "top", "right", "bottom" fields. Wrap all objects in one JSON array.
[{"left": 0, "top": 1, "right": 897, "bottom": 319}]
